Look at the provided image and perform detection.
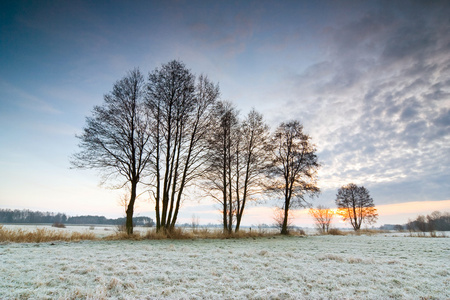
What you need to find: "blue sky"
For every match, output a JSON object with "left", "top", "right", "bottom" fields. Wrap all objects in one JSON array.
[{"left": 1, "top": 0, "right": 449, "bottom": 226}]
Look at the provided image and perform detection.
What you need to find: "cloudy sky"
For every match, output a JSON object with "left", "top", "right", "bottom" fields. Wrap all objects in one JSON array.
[{"left": 1, "top": 0, "right": 449, "bottom": 227}]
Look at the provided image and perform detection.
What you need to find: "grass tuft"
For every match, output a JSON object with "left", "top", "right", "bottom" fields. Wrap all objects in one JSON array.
[
  {"left": 327, "top": 228, "right": 347, "bottom": 235},
  {"left": 140, "top": 227, "right": 281, "bottom": 240},
  {"left": 51, "top": 222, "right": 66, "bottom": 228},
  {"left": 1, "top": 225, "right": 289, "bottom": 243},
  {"left": 0, "top": 225, "right": 96, "bottom": 243}
]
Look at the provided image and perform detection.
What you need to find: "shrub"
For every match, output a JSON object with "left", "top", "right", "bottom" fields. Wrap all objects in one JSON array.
[
  {"left": 52, "top": 222, "right": 66, "bottom": 228},
  {"left": 115, "top": 223, "right": 127, "bottom": 233},
  {"left": 328, "top": 228, "right": 345, "bottom": 235},
  {"left": 290, "top": 229, "right": 306, "bottom": 236}
]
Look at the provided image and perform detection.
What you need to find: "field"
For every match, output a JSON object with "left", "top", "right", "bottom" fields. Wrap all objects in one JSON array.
[{"left": 0, "top": 226, "right": 449, "bottom": 299}]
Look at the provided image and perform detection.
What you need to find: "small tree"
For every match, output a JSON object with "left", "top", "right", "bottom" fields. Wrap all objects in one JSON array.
[
  {"left": 72, "top": 69, "right": 153, "bottom": 235},
  {"left": 415, "top": 215, "right": 427, "bottom": 235},
  {"left": 393, "top": 224, "right": 404, "bottom": 232},
  {"left": 335, "top": 183, "right": 378, "bottom": 231},
  {"left": 273, "top": 207, "right": 293, "bottom": 232},
  {"left": 309, "top": 205, "right": 334, "bottom": 233},
  {"left": 406, "top": 218, "right": 415, "bottom": 233},
  {"left": 266, "top": 121, "right": 320, "bottom": 235}
]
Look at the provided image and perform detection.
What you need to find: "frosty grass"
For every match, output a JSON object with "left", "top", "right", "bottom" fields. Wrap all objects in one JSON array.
[{"left": 1, "top": 229, "right": 449, "bottom": 299}]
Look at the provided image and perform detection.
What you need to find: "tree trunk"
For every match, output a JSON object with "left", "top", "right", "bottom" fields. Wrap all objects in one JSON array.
[
  {"left": 170, "top": 126, "right": 196, "bottom": 230},
  {"left": 125, "top": 180, "right": 138, "bottom": 235},
  {"left": 222, "top": 130, "right": 228, "bottom": 233},
  {"left": 154, "top": 109, "right": 162, "bottom": 232},
  {"left": 235, "top": 156, "right": 251, "bottom": 233},
  {"left": 352, "top": 205, "right": 360, "bottom": 231},
  {"left": 235, "top": 210, "right": 242, "bottom": 233},
  {"left": 281, "top": 205, "right": 289, "bottom": 235}
]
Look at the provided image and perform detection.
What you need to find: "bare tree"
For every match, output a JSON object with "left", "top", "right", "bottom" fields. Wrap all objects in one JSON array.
[
  {"left": 415, "top": 215, "right": 427, "bottom": 234},
  {"left": 406, "top": 211, "right": 450, "bottom": 233},
  {"left": 266, "top": 121, "right": 320, "bottom": 235},
  {"left": 273, "top": 207, "right": 293, "bottom": 232},
  {"left": 393, "top": 224, "right": 404, "bottom": 232},
  {"left": 406, "top": 218, "right": 414, "bottom": 233},
  {"left": 335, "top": 183, "right": 378, "bottom": 231},
  {"left": 72, "top": 69, "right": 153, "bottom": 235},
  {"left": 146, "top": 60, "right": 219, "bottom": 232},
  {"left": 204, "top": 101, "right": 240, "bottom": 234},
  {"left": 309, "top": 205, "right": 334, "bottom": 233},
  {"left": 204, "top": 104, "right": 270, "bottom": 233},
  {"left": 234, "top": 109, "right": 271, "bottom": 232}
]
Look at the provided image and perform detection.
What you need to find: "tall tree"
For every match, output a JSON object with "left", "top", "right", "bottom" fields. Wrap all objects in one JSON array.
[
  {"left": 204, "top": 103, "right": 270, "bottom": 233},
  {"left": 146, "top": 60, "right": 219, "bottom": 232},
  {"left": 309, "top": 205, "right": 334, "bottom": 233},
  {"left": 234, "top": 109, "right": 271, "bottom": 232},
  {"left": 72, "top": 69, "right": 153, "bottom": 235},
  {"left": 204, "top": 101, "right": 240, "bottom": 234},
  {"left": 266, "top": 121, "right": 320, "bottom": 235},
  {"left": 335, "top": 183, "right": 378, "bottom": 231}
]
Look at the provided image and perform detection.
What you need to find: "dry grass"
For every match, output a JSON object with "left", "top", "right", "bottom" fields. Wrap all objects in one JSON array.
[
  {"left": 327, "top": 228, "right": 348, "bottom": 235},
  {"left": 51, "top": 222, "right": 66, "bottom": 228},
  {"left": 105, "top": 227, "right": 281, "bottom": 241},
  {"left": 408, "top": 231, "right": 448, "bottom": 238},
  {"left": 325, "top": 228, "right": 389, "bottom": 236},
  {"left": 0, "top": 225, "right": 96, "bottom": 243},
  {"left": 356, "top": 228, "right": 389, "bottom": 235},
  {"left": 1, "top": 225, "right": 288, "bottom": 243}
]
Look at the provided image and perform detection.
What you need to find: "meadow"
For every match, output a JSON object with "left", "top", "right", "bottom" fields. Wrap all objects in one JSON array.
[{"left": 0, "top": 225, "right": 449, "bottom": 299}]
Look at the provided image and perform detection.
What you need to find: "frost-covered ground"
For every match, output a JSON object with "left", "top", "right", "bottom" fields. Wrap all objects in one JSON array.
[{"left": 1, "top": 232, "right": 449, "bottom": 299}]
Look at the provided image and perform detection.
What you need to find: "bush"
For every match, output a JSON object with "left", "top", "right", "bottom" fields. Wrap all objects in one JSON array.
[
  {"left": 51, "top": 222, "right": 66, "bottom": 228},
  {"left": 328, "top": 228, "right": 345, "bottom": 235},
  {"left": 293, "top": 229, "right": 306, "bottom": 236}
]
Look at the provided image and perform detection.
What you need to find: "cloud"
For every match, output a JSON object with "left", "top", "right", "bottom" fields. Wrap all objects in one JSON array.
[
  {"left": 276, "top": 2, "right": 450, "bottom": 203},
  {"left": 0, "top": 79, "right": 61, "bottom": 114}
]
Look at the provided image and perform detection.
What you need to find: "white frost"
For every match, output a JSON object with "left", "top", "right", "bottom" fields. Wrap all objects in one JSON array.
[{"left": 1, "top": 233, "right": 449, "bottom": 299}]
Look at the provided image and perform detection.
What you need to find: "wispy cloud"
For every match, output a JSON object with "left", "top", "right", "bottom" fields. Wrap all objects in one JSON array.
[{"left": 0, "top": 79, "right": 61, "bottom": 114}]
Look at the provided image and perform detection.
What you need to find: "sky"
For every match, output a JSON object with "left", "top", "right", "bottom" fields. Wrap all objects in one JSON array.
[{"left": 1, "top": 0, "right": 449, "bottom": 228}]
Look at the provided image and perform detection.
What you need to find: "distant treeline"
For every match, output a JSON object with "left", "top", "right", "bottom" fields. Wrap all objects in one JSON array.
[
  {"left": 381, "top": 211, "right": 450, "bottom": 231},
  {"left": 0, "top": 209, "right": 154, "bottom": 227}
]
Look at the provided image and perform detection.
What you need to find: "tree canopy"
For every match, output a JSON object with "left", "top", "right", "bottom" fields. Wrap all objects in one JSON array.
[
  {"left": 266, "top": 121, "right": 320, "bottom": 234},
  {"left": 335, "top": 183, "right": 378, "bottom": 231},
  {"left": 72, "top": 69, "right": 153, "bottom": 234}
]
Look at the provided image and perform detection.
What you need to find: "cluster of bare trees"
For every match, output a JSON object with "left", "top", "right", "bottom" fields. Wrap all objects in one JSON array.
[
  {"left": 146, "top": 61, "right": 219, "bottom": 233},
  {"left": 406, "top": 211, "right": 450, "bottom": 234},
  {"left": 308, "top": 205, "right": 334, "bottom": 233},
  {"left": 72, "top": 60, "right": 321, "bottom": 235},
  {"left": 309, "top": 183, "right": 378, "bottom": 232}
]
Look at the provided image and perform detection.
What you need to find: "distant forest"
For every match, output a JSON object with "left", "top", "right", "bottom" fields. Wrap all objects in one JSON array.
[{"left": 0, "top": 209, "right": 154, "bottom": 226}]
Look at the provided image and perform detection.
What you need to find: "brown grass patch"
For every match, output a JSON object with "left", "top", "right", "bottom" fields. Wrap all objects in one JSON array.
[
  {"left": 1, "top": 225, "right": 283, "bottom": 243},
  {"left": 114, "top": 227, "right": 283, "bottom": 240},
  {"left": 51, "top": 222, "right": 66, "bottom": 228},
  {"left": 0, "top": 225, "right": 96, "bottom": 243},
  {"left": 327, "top": 228, "right": 348, "bottom": 235}
]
